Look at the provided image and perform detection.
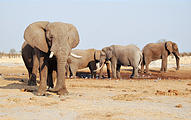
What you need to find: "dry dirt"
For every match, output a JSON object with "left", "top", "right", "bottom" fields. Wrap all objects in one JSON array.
[{"left": 0, "top": 57, "right": 191, "bottom": 120}]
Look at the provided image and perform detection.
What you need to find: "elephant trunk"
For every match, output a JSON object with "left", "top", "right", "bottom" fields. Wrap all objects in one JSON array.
[
  {"left": 94, "top": 59, "right": 105, "bottom": 72},
  {"left": 173, "top": 52, "right": 180, "bottom": 70},
  {"left": 49, "top": 43, "right": 70, "bottom": 92},
  {"left": 50, "top": 57, "right": 67, "bottom": 92},
  {"left": 172, "top": 50, "right": 180, "bottom": 70}
]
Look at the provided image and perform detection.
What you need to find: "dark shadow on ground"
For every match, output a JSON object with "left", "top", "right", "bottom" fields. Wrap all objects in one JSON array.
[{"left": 4, "top": 77, "right": 28, "bottom": 83}]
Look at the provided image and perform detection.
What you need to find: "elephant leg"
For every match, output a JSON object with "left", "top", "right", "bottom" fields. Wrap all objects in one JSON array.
[
  {"left": 131, "top": 66, "right": 139, "bottom": 78},
  {"left": 27, "top": 67, "right": 32, "bottom": 81},
  {"left": 161, "top": 57, "right": 167, "bottom": 72},
  {"left": 28, "top": 51, "right": 38, "bottom": 86},
  {"left": 37, "top": 53, "right": 48, "bottom": 96},
  {"left": 145, "top": 58, "right": 151, "bottom": 73},
  {"left": 89, "top": 61, "right": 97, "bottom": 78},
  {"left": 106, "top": 62, "right": 111, "bottom": 78},
  {"left": 47, "top": 67, "right": 54, "bottom": 89},
  {"left": 69, "top": 64, "right": 77, "bottom": 78},
  {"left": 65, "top": 64, "right": 70, "bottom": 78},
  {"left": 116, "top": 64, "right": 121, "bottom": 79},
  {"left": 111, "top": 60, "right": 117, "bottom": 79},
  {"left": 52, "top": 70, "right": 57, "bottom": 86}
]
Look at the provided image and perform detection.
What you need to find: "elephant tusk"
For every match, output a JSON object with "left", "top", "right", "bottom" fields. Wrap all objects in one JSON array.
[
  {"left": 94, "top": 63, "right": 104, "bottom": 72},
  {"left": 49, "top": 51, "right": 54, "bottom": 58},
  {"left": 96, "top": 63, "right": 100, "bottom": 69},
  {"left": 70, "top": 53, "right": 82, "bottom": 58}
]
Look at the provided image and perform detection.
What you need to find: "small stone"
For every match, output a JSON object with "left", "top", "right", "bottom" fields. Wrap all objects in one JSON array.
[
  {"left": 79, "top": 94, "right": 82, "bottom": 97},
  {"left": 29, "top": 97, "right": 36, "bottom": 101},
  {"left": 122, "top": 89, "right": 127, "bottom": 92},
  {"left": 175, "top": 104, "right": 182, "bottom": 108},
  {"left": 132, "top": 90, "right": 137, "bottom": 92},
  {"left": 187, "top": 83, "right": 191, "bottom": 86}
]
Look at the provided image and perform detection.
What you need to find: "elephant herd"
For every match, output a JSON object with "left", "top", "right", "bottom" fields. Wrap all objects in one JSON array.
[{"left": 21, "top": 21, "right": 180, "bottom": 96}]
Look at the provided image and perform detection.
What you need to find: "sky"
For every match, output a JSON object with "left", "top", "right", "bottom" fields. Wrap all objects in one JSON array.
[{"left": 0, "top": 0, "right": 191, "bottom": 53}]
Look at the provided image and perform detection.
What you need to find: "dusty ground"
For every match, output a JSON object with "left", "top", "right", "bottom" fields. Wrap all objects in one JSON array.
[{"left": 0, "top": 56, "right": 191, "bottom": 120}]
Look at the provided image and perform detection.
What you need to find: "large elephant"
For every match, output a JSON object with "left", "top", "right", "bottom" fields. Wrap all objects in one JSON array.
[
  {"left": 23, "top": 21, "right": 80, "bottom": 95},
  {"left": 97, "top": 45, "right": 142, "bottom": 79},
  {"left": 66, "top": 49, "right": 111, "bottom": 78},
  {"left": 141, "top": 41, "right": 180, "bottom": 73}
]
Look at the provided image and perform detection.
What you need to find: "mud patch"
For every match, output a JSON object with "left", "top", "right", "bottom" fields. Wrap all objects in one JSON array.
[
  {"left": 155, "top": 89, "right": 190, "bottom": 96},
  {"left": 175, "top": 104, "right": 183, "bottom": 108},
  {"left": 111, "top": 94, "right": 148, "bottom": 101}
]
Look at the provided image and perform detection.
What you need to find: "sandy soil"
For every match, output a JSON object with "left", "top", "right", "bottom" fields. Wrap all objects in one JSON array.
[{"left": 0, "top": 57, "right": 191, "bottom": 120}]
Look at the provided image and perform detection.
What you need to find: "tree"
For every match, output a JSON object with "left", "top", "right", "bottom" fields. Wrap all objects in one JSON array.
[{"left": 9, "top": 48, "right": 16, "bottom": 54}]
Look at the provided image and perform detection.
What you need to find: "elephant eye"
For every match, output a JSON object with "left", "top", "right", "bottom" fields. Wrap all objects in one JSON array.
[{"left": 50, "top": 35, "right": 54, "bottom": 39}]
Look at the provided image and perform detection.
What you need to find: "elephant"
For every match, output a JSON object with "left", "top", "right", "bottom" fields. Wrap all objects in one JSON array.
[
  {"left": 23, "top": 21, "right": 80, "bottom": 95},
  {"left": 66, "top": 49, "right": 111, "bottom": 79},
  {"left": 21, "top": 41, "right": 56, "bottom": 88},
  {"left": 96, "top": 45, "right": 142, "bottom": 79},
  {"left": 141, "top": 41, "right": 180, "bottom": 73}
]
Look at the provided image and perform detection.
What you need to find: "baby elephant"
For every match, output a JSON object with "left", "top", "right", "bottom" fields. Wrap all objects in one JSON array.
[
  {"left": 141, "top": 41, "right": 180, "bottom": 73},
  {"left": 97, "top": 45, "right": 142, "bottom": 79}
]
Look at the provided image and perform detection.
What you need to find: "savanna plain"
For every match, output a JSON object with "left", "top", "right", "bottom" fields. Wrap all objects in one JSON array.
[{"left": 0, "top": 56, "right": 191, "bottom": 120}]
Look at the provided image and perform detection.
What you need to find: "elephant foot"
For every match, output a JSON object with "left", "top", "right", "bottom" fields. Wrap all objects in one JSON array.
[
  {"left": 160, "top": 70, "right": 166, "bottom": 73},
  {"left": 28, "top": 74, "right": 37, "bottom": 86},
  {"left": 36, "top": 90, "right": 46, "bottom": 96},
  {"left": 57, "top": 88, "right": 69, "bottom": 95},
  {"left": 139, "top": 69, "right": 143, "bottom": 73},
  {"left": 48, "top": 87, "right": 60, "bottom": 92},
  {"left": 71, "top": 76, "right": 76, "bottom": 79},
  {"left": 47, "top": 82, "right": 54, "bottom": 89},
  {"left": 130, "top": 75, "right": 139, "bottom": 79},
  {"left": 28, "top": 80, "right": 37, "bottom": 86}
]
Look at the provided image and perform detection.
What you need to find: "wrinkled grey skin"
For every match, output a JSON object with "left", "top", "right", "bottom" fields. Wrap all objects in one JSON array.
[
  {"left": 66, "top": 49, "right": 111, "bottom": 78},
  {"left": 141, "top": 41, "right": 180, "bottom": 73},
  {"left": 99, "top": 45, "right": 142, "bottom": 79},
  {"left": 24, "top": 21, "right": 80, "bottom": 95},
  {"left": 21, "top": 41, "right": 56, "bottom": 89}
]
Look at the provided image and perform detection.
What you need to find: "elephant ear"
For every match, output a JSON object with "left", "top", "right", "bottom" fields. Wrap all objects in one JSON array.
[
  {"left": 67, "top": 24, "right": 80, "bottom": 49},
  {"left": 172, "top": 43, "right": 178, "bottom": 50},
  {"left": 165, "top": 41, "right": 173, "bottom": 53},
  {"left": 94, "top": 50, "right": 101, "bottom": 61},
  {"left": 106, "top": 46, "right": 113, "bottom": 59},
  {"left": 24, "top": 21, "right": 49, "bottom": 53}
]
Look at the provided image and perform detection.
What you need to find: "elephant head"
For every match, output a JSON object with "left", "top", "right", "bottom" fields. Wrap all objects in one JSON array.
[
  {"left": 165, "top": 41, "right": 180, "bottom": 70},
  {"left": 95, "top": 46, "right": 113, "bottom": 71},
  {"left": 94, "top": 50, "right": 101, "bottom": 61},
  {"left": 24, "top": 21, "right": 80, "bottom": 92}
]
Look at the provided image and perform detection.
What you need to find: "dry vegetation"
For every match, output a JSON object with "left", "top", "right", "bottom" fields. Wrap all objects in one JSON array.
[{"left": 0, "top": 54, "right": 191, "bottom": 120}]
